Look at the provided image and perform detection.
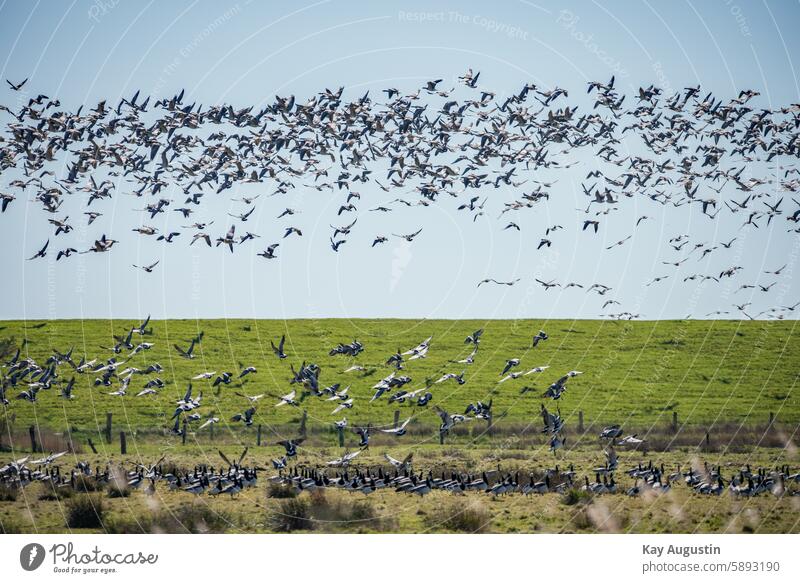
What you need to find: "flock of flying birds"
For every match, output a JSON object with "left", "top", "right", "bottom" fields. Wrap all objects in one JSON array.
[
  {"left": 2, "top": 316, "right": 798, "bottom": 500},
  {"left": 2, "top": 317, "right": 583, "bottom": 451},
  {"left": 2, "top": 72, "right": 798, "bottom": 319}
]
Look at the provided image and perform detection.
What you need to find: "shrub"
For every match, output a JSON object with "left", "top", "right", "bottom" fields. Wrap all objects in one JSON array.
[
  {"left": 106, "top": 503, "right": 230, "bottom": 534},
  {"left": 72, "top": 476, "right": 105, "bottom": 493},
  {"left": 270, "top": 496, "right": 312, "bottom": 532},
  {"left": 266, "top": 482, "right": 297, "bottom": 499},
  {"left": 66, "top": 495, "right": 105, "bottom": 529},
  {"left": 0, "top": 484, "right": 18, "bottom": 502},
  {"left": 107, "top": 484, "right": 130, "bottom": 498},
  {"left": 0, "top": 516, "right": 24, "bottom": 533},
  {"left": 561, "top": 487, "right": 593, "bottom": 506},
  {"left": 268, "top": 489, "right": 394, "bottom": 533},
  {"left": 38, "top": 483, "right": 73, "bottom": 501},
  {"left": 424, "top": 498, "right": 491, "bottom": 533}
]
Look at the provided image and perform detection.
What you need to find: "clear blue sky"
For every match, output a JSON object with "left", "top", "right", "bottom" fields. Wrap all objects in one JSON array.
[{"left": 0, "top": 0, "right": 799, "bottom": 320}]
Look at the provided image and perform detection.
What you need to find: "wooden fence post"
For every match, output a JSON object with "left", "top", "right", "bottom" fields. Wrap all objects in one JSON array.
[
  {"left": 672, "top": 411, "right": 678, "bottom": 434},
  {"left": 65, "top": 429, "right": 75, "bottom": 453},
  {"left": 486, "top": 414, "right": 494, "bottom": 436},
  {"left": 768, "top": 412, "right": 775, "bottom": 429},
  {"left": 120, "top": 431, "right": 127, "bottom": 455},
  {"left": 87, "top": 438, "right": 98, "bottom": 454},
  {"left": 439, "top": 431, "right": 445, "bottom": 445},
  {"left": 393, "top": 410, "right": 400, "bottom": 429},
  {"left": 181, "top": 419, "right": 187, "bottom": 445},
  {"left": 705, "top": 431, "right": 710, "bottom": 447},
  {"left": 300, "top": 410, "right": 308, "bottom": 438},
  {"left": 105, "top": 413, "right": 113, "bottom": 443},
  {"left": 209, "top": 423, "right": 214, "bottom": 442},
  {"left": 578, "top": 411, "right": 584, "bottom": 433},
  {"left": 257, "top": 424, "right": 262, "bottom": 446},
  {"left": 28, "top": 425, "right": 38, "bottom": 453}
]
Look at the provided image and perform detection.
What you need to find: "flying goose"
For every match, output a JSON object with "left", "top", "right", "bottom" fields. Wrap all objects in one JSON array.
[{"left": 271, "top": 335, "right": 287, "bottom": 359}]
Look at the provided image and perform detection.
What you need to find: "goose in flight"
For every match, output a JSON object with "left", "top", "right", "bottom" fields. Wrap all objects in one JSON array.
[
  {"left": 606, "top": 235, "right": 632, "bottom": 250},
  {"left": 539, "top": 380, "right": 566, "bottom": 400},
  {"left": 501, "top": 358, "right": 521, "bottom": 375},
  {"left": 478, "top": 278, "right": 520, "bottom": 287},
  {"left": 353, "top": 425, "right": 370, "bottom": 448},
  {"left": 6, "top": 77, "right": 28, "bottom": 91},
  {"left": 326, "top": 385, "right": 350, "bottom": 401},
  {"left": 599, "top": 425, "right": 623, "bottom": 439},
  {"left": 535, "top": 279, "right": 560, "bottom": 291},
  {"left": 435, "top": 370, "right": 465, "bottom": 385},
  {"left": 453, "top": 345, "right": 478, "bottom": 364},
  {"left": 330, "top": 218, "right": 356, "bottom": 237},
  {"left": 424, "top": 79, "right": 443, "bottom": 92},
  {"left": 30, "top": 451, "right": 68, "bottom": 466},
  {"left": 197, "top": 416, "right": 219, "bottom": 430},
  {"left": 434, "top": 406, "right": 470, "bottom": 436},
  {"left": 540, "top": 404, "right": 564, "bottom": 434},
  {"left": 384, "top": 452, "right": 413, "bottom": 470},
  {"left": 464, "top": 329, "right": 483, "bottom": 345},
  {"left": 157, "top": 231, "right": 180, "bottom": 243},
  {"left": 464, "top": 400, "right": 492, "bottom": 420},
  {"left": 213, "top": 372, "right": 233, "bottom": 386},
  {"left": 499, "top": 371, "right": 524, "bottom": 383},
  {"left": 393, "top": 228, "right": 423, "bottom": 242},
  {"left": 617, "top": 434, "right": 644, "bottom": 447},
  {"left": 531, "top": 330, "right": 548, "bottom": 347},
  {"left": 326, "top": 449, "right": 361, "bottom": 467},
  {"left": 0, "top": 193, "right": 15, "bottom": 212},
  {"left": 28, "top": 239, "right": 49, "bottom": 260},
  {"left": 331, "top": 398, "right": 354, "bottom": 414},
  {"left": 271, "top": 335, "right": 287, "bottom": 359},
  {"left": 191, "top": 232, "right": 212, "bottom": 247},
  {"left": 231, "top": 406, "right": 256, "bottom": 426},
  {"left": 131, "top": 315, "right": 151, "bottom": 335},
  {"left": 228, "top": 206, "right": 255, "bottom": 222},
  {"left": 403, "top": 336, "right": 432, "bottom": 360},
  {"left": 646, "top": 276, "right": 669, "bottom": 286},
  {"left": 174, "top": 338, "right": 197, "bottom": 359},
  {"left": 272, "top": 390, "right": 299, "bottom": 407},
  {"left": 216, "top": 225, "right": 237, "bottom": 252},
  {"left": 235, "top": 392, "right": 264, "bottom": 403},
  {"left": 56, "top": 247, "right": 78, "bottom": 261},
  {"left": 765, "top": 264, "right": 787, "bottom": 275},
  {"left": 380, "top": 417, "right": 411, "bottom": 436},
  {"left": 219, "top": 448, "right": 249, "bottom": 469},
  {"left": 258, "top": 243, "right": 279, "bottom": 259},
  {"left": 133, "top": 261, "right": 159, "bottom": 273}
]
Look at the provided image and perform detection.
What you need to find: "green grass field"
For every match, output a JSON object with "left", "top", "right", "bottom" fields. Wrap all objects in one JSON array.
[
  {"left": 2, "top": 318, "right": 799, "bottom": 534},
  {"left": 1, "top": 318, "right": 798, "bottom": 441}
]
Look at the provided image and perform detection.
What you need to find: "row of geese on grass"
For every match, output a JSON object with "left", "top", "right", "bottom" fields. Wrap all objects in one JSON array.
[{"left": 3, "top": 450, "right": 798, "bottom": 498}]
